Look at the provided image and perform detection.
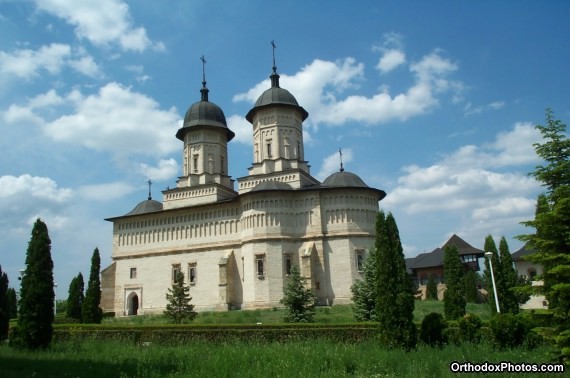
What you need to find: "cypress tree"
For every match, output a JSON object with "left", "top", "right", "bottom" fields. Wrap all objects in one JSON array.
[
  {"left": 164, "top": 270, "right": 197, "bottom": 323},
  {"left": 66, "top": 273, "right": 84, "bottom": 321},
  {"left": 82, "top": 248, "right": 102, "bottom": 324},
  {"left": 351, "top": 248, "right": 378, "bottom": 321},
  {"left": 498, "top": 237, "right": 519, "bottom": 314},
  {"left": 11, "top": 219, "right": 54, "bottom": 350},
  {"left": 483, "top": 235, "right": 501, "bottom": 313},
  {"left": 464, "top": 269, "right": 479, "bottom": 304},
  {"left": 0, "top": 266, "right": 8, "bottom": 340},
  {"left": 443, "top": 245, "right": 466, "bottom": 320},
  {"left": 426, "top": 275, "right": 438, "bottom": 300},
  {"left": 280, "top": 264, "right": 316, "bottom": 323},
  {"left": 376, "top": 211, "right": 416, "bottom": 350},
  {"left": 6, "top": 288, "right": 17, "bottom": 319}
]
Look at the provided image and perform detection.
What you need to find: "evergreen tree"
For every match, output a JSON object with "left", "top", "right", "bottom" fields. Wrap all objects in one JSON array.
[
  {"left": 483, "top": 235, "right": 501, "bottom": 313},
  {"left": 426, "top": 275, "right": 438, "bottom": 301},
  {"left": 376, "top": 211, "right": 416, "bottom": 350},
  {"left": 66, "top": 273, "right": 84, "bottom": 321},
  {"left": 0, "top": 266, "right": 8, "bottom": 340},
  {"left": 464, "top": 270, "right": 479, "bottom": 304},
  {"left": 82, "top": 248, "right": 102, "bottom": 324},
  {"left": 164, "top": 270, "right": 197, "bottom": 323},
  {"left": 518, "top": 108, "right": 570, "bottom": 363},
  {"left": 10, "top": 219, "right": 54, "bottom": 350},
  {"left": 6, "top": 288, "right": 17, "bottom": 319},
  {"left": 351, "top": 248, "right": 378, "bottom": 321},
  {"left": 498, "top": 237, "right": 519, "bottom": 314},
  {"left": 443, "top": 245, "right": 466, "bottom": 320},
  {"left": 280, "top": 264, "right": 316, "bottom": 322}
]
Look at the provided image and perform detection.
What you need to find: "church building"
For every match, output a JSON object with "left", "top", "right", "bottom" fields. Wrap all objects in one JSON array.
[{"left": 100, "top": 57, "right": 386, "bottom": 315}]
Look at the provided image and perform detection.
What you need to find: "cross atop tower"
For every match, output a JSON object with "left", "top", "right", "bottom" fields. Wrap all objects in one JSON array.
[
  {"left": 339, "top": 148, "right": 344, "bottom": 172},
  {"left": 271, "top": 40, "right": 277, "bottom": 73},
  {"left": 200, "top": 55, "right": 207, "bottom": 87},
  {"left": 147, "top": 179, "right": 152, "bottom": 200}
]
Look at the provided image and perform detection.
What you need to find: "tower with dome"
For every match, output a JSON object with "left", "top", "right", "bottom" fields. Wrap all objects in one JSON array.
[{"left": 101, "top": 54, "right": 386, "bottom": 315}]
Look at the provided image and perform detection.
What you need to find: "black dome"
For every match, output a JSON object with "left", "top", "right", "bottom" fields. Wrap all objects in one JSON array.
[
  {"left": 176, "top": 87, "right": 235, "bottom": 141},
  {"left": 250, "top": 181, "right": 293, "bottom": 192},
  {"left": 125, "top": 199, "right": 163, "bottom": 216},
  {"left": 322, "top": 171, "right": 369, "bottom": 188}
]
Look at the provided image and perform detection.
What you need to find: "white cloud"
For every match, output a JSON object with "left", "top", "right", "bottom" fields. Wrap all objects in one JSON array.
[
  {"left": 0, "top": 43, "right": 71, "bottom": 79},
  {"left": 68, "top": 55, "right": 101, "bottom": 78},
  {"left": 233, "top": 51, "right": 462, "bottom": 129},
  {"left": 35, "top": 0, "right": 162, "bottom": 52},
  {"left": 78, "top": 181, "right": 136, "bottom": 201},
  {"left": 376, "top": 49, "right": 406, "bottom": 73},
  {"left": 316, "top": 148, "right": 353, "bottom": 181},
  {"left": 138, "top": 158, "right": 179, "bottom": 181},
  {"left": 227, "top": 114, "right": 252, "bottom": 145}
]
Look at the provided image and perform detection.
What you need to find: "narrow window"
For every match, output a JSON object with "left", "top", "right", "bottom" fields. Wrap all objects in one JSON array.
[
  {"left": 130, "top": 267, "right": 137, "bottom": 279},
  {"left": 285, "top": 257, "right": 292, "bottom": 275},
  {"left": 355, "top": 250, "right": 364, "bottom": 272},
  {"left": 193, "top": 154, "right": 199, "bottom": 172},
  {"left": 172, "top": 264, "right": 181, "bottom": 283},
  {"left": 267, "top": 141, "right": 272, "bottom": 157},
  {"left": 256, "top": 255, "right": 265, "bottom": 278},
  {"left": 188, "top": 263, "right": 197, "bottom": 285}
]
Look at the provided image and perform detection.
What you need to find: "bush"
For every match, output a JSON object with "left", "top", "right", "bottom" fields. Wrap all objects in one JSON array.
[
  {"left": 420, "top": 312, "right": 447, "bottom": 347},
  {"left": 458, "top": 313, "right": 482, "bottom": 344},
  {"left": 489, "top": 313, "right": 541, "bottom": 349}
]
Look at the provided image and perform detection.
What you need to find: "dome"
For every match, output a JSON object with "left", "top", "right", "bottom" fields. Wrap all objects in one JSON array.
[
  {"left": 322, "top": 171, "right": 369, "bottom": 188},
  {"left": 176, "top": 87, "right": 235, "bottom": 141},
  {"left": 245, "top": 71, "right": 308, "bottom": 122},
  {"left": 250, "top": 181, "right": 293, "bottom": 192},
  {"left": 125, "top": 199, "right": 163, "bottom": 216}
]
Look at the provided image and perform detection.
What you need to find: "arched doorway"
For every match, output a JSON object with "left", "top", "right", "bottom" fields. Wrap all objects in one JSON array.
[{"left": 127, "top": 292, "right": 139, "bottom": 316}]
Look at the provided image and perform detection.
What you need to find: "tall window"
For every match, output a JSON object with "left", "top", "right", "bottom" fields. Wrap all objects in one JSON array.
[
  {"left": 188, "top": 263, "right": 197, "bottom": 285},
  {"left": 355, "top": 250, "right": 364, "bottom": 272},
  {"left": 266, "top": 141, "right": 272, "bottom": 157},
  {"left": 193, "top": 155, "right": 199, "bottom": 172},
  {"left": 172, "top": 264, "right": 181, "bottom": 283},
  {"left": 256, "top": 254, "right": 265, "bottom": 278},
  {"left": 130, "top": 267, "right": 137, "bottom": 279},
  {"left": 284, "top": 137, "right": 290, "bottom": 159},
  {"left": 221, "top": 156, "right": 225, "bottom": 174},
  {"left": 285, "top": 257, "right": 292, "bottom": 275}
]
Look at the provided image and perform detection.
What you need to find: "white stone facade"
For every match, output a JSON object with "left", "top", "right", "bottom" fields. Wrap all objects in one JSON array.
[{"left": 101, "top": 68, "right": 385, "bottom": 315}]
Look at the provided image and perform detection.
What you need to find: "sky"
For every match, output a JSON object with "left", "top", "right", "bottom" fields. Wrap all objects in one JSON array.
[{"left": 0, "top": 0, "right": 568, "bottom": 298}]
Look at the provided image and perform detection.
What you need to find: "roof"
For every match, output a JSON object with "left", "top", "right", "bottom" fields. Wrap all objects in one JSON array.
[
  {"left": 406, "top": 234, "right": 485, "bottom": 270},
  {"left": 250, "top": 181, "right": 293, "bottom": 192},
  {"left": 511, "top": 243, "right": 535, "bottom": 261},
  {"left": 124, "top": 199, "right": 163, "bottom": 216},
  {"left": 322, "top": 171, "right": 369, "bottom": 188},
  {"left": 245, "top": 71, "right": 308, "bottom": 122},
  {"left": 442, "top": 234, "right": 485, "bottom": 256},
  {"left": 176, "top": 86, "right": 235, "bottom": 141}
]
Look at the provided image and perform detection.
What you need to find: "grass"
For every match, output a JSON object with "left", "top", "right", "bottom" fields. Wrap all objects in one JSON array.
[
  {"left": 0, "top": 338, "right": 558, "bottom": 378},
  {"left": 100, "top": 301, "right": 491, "bottom": 325}
]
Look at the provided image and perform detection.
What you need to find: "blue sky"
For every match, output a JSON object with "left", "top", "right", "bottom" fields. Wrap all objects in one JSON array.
[{"left": 0, "top": 0, "right": 568, "bottom": 297}]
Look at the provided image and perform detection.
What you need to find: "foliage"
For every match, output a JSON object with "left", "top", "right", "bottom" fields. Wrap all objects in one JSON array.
[
  {"left": 6, "top": 287, "right": 17, "bottom": 319},
  {"left": 483, "top": 235, "right": 501, "bottom": 313},
  {"left": 426, "top": 275, "right": 438, "bottom": 301},
  {"left": 498, "top": 237, "right": 520, "bottom": 314},
  {"left": 489, "top": 313, "right": 537, "bottom": 350},
  {"left": 10, "top": 219, "right": 54, "bottom": 350},
  {"left": 67, "top": 273, "right": 85, "bottom": 321},
  {"left": 420, "top": 312, "right": 447, "bottom": 347},
  {"left": 443, "top": 245, "right": 466, "bottom": 320},
  {"left": 0, "top": 265, "right": 8, "bottom": 340},
  {"left": 458, "top": 313, "right": 482, "bottom": 344},
  {"left": 375, "top": 211, "right": 417, "bottom": 350},
  {"left": 350, "top": 248, "right": 377, "bottom": 321},
  {"left": 280, "top": 264, "right": 316, "bottom": 323},
  {"left": 463, "top": 270, "right": 479, "bottom": 304},
  {"left": 82, "top": 248, "right": 103, "bottom": 324},
  {"left": 164, "top": 270, "right": 197, "bottom": 324},
  {"left": 518, "top": 109, "right": 570, "bottom": 363}
]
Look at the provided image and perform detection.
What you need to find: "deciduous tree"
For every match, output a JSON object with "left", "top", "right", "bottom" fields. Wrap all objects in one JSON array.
[
  {"left": 281, "top": 264, "right": 316, "bottom": 322},
  {"left": 10, "top": 219, "right": 54, "bottom": 350},
  {"left": 164, "top": 270, "right": 197, "bottom": 324},
  {"left": 82, "top": 248, "right": 102, "bottom": 324},
  {"left": 376, "top": 211, "right": 416, "bottom": 350}
]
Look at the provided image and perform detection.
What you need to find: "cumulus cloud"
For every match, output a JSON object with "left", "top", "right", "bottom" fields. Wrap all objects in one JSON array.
[
  {"left": 35, "top": 0, "right": 163, "bottom": 52},
  {"left": 233, "top": 51, "right": 462, "bottom": 129},
  {"left": 138, "top": 158, "right": 179, "bottom": 181},
  {"left": 316, "top": 148, "right": 353, "bottom": 181},
  {"left": 376, "top": 49, "right": 406, "bottom": 73},
  {"left": 77, "top": 181, "right": 136, "bottom": 201},
  {"left": 227, "top": 114, "right": 253, "bottom": 145}
]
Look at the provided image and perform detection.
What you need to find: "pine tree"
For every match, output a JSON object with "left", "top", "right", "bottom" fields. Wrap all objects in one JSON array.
[
  {"left": 483, "top": 235, "right": 501, "bottom": 313},
  {"left": 10, "top": 219, "right": 54, "bottom": 350},
  {"left": 351, "top": 248, "right": 378, "bottom": 321},
  {"left": 464, "top": 269, "right": 479, "bottom": 304},
  {"left": 280, "top": 264, "right": 316, "bottom": 322},
  {"left": 518, "top": 108, "right": 570, "bottom": 363},
  {"left": 164, "top": 270, "right": 197, "bottom": 323},
  {"left": 498, "top": 237, "right": 519, "bottom": 314},
  {"left": 426, "top": 275, "right": 438, "bottom": 301},
  {"left": 376, "top": 211, "right": 417, "bottom": 350},
  {"left": 67, "top": 273, "right": 84, "bottom": 321},
  {"left": 6, "top": 288, "right": 17, "bottom": 319},
  {"left": 443, "top": 245, "right": 466, "bottom": 320},
  {"left": 82, "top": 248, "right": 102, "bottom": 324},
  {"left": 0, "top": 266, "right": 9, "bottom": 340}
]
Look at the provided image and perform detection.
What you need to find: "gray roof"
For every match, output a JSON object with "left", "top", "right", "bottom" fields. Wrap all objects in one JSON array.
[
  {"left": 322, "top": 171, "right": 369, "bottom": 188},
  {"left": 511, "top": 243, "right": 535, "bottom": 261},
  {"left": 125, "top": 199, "right": 163, "bottom": 216},
  {"left": 406, "top": 234, "right": 485, "bottom": 270},
  {"left": 245, "top": 72, "right": 308, "bottom": 122},
  {"left": 250, "top": 181, "right": 293, "bottom": 192},
  {"left": 176, "top": 87, "right": 235, "bottom": 141}
]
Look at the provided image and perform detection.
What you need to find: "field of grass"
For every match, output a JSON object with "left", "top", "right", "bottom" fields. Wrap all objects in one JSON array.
[
  {"left": 0, "top": 338, "right": 558, "bottom": 378},
  {"left": 100, "top": 300, "right": 491, "bottom": 325}
]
